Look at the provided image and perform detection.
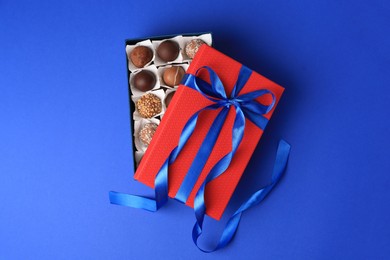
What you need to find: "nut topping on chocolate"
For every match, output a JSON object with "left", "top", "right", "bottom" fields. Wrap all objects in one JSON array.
[{"left": 136, "top": 93, "right": 162, "bottom": 118}]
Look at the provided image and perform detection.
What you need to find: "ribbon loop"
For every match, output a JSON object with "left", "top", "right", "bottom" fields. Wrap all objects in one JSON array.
[
  {"left": 231, "top": 65, "right": 253, "bottom": 98},
  {"left": 194, "top": 66, "right": 227, "bottom": 100}
]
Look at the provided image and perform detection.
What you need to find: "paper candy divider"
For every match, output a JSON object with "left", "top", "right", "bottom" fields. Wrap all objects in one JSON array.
[
  {"left": 134, "top": 151, "right": 144, "bottom": 167},
  {"left": 134, "top": 45, "right": 284, "bottom": 220}
]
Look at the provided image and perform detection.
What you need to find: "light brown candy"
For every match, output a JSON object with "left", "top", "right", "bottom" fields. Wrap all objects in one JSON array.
[
  {"left": 163, "top": 66, "right": 185, "bottom": 87},
  {"left": 136, "top": 93, "right": 162, "bottom": 118},
  {"left": 130, "top": 46, "right": 153, "bottom": 68},
  {"left": 185, "top": 39, "right": 206, "bottom": 59},
  {"left": 139, "top": 123, "right": 158, "bottom": 146}
]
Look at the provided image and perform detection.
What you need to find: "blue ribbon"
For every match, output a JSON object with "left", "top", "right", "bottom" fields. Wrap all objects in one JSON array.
[
  {"left": 192, "top": 139, "right": 290, "bottom": 252},
  {"left": 109, "top": 65, "right": 291, "bottom": 252}
]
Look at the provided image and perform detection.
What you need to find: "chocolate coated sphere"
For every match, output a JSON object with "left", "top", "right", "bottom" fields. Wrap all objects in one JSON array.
[
  {"left": 133, "top": 70, "right": 156, "bottom": 92},
  {"left": 157, "top": 40, "right": 180, "bottom": 62},
  {"left": 163, "top": 66, "right": 185, "bottom": 87},
  {"left": 130, "top": 46, "right": 153, "bottom": 68},
  {"left": 165, "top": 91, "right": 175, "bottom": 108}
]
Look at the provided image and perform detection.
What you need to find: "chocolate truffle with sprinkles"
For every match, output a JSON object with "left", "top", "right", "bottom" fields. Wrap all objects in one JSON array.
[
  {"left": 163, "top": 66, "right": 185, "bottom": 87},
  {"left": 139, "top": 123, "right": 158, "bottom": 146},
  {"left": 136, "top": 93, "right": 162, "bottom": 118},
  {"left": 157, "top": 40, "right": 180, "bottom": 62},
  {"left": 185, "top": 39, "right": 206, "bottom": 59},
  {"left": 130, "top": 46, "right": 153, "bottom": 68}
]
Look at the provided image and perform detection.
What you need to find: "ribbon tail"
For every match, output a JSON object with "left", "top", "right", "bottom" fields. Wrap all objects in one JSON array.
[
  {"left": 109, "top": 191, "right": 158, "bottom": 212},
  {"left": 192, "top": 107, "right": 245, "bottom": 252},
  {"left": 108, "top": 157, "right": 169, "bottom": 212},
  {"left": 175, "top": 107, "right": 230, "bottom": 203},
  {"left": 192, "top": 139, "right": 291, "bottom": 253}
]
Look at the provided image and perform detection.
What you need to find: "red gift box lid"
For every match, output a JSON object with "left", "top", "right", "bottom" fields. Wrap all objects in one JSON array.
[{"left": 135, "top": 45, "right": 284, "bottom": 220}]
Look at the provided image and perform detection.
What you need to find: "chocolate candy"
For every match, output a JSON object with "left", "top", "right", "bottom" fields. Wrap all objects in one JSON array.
[
  {"left": 185, "top": 39, "right": 206, "bottom": 59},
  {"left": 163, "top": 66, "right": 185, "bottom": 87},
  {"left": 165, "top": 91, "right": 175, "bottom": 108},
  {"left": 157, "top": 40, "right": 180, "bottom": 62},
  {"left": 136, "top": 93, "right": 162, "bottom": 118},
  {"left": 139, "top": 123, "right": 158, "bottom": 146},
  {"left": 133, "top": 70, "right": 156, "bottom": 92},
  {"left": 130, "top": 46, "right": 153, "bottom": 68}
]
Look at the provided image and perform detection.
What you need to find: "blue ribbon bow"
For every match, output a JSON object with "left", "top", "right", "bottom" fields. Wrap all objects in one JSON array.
[{"left": 109, "top": 65, "right": 291, "bottom": 252}]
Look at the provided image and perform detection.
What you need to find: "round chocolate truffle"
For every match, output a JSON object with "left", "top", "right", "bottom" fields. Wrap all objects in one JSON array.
[
  {"left": 130, "top": 46, "right": 153, "bottom": 68},
  {"left": 157, "top": 40, "right": 180, "bottom": 62},
  {"left": 139, "top": 123, "right": 158, "bottom": 146},
  {"left": 165, "top": 91, "right": 175, "bottom": 108},
  {"left": 133, "top": 70, "right": 156, "bottom": 92},
  {"left": 185, "top": 39, "right": 206, "bottom": 59},
  {"left": 163, "top": 66, "right": 185, "bottom": 87},
  {"left": 136, "top": 93, "right": 162, "bottom": 118}
]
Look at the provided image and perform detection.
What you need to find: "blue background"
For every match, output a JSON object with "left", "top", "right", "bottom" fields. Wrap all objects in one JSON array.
[{"left": 1, "top": 0, "right": 389, "bottom": 259}]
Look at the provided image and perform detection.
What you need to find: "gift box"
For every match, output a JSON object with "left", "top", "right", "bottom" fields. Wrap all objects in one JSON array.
[{"left": 134, "top": 44, "right": 284, "bottom": 220}]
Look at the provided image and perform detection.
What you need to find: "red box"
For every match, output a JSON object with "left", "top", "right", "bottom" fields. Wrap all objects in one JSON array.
[{"left": 134, "top": 45, "right": 284, "bottom": 220}]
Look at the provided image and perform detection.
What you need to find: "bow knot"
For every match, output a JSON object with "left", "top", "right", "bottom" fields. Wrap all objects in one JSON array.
[
  {"left": 217, "top": 98, "right": 239, "bottom": 108},
  {"left": 182, "top": 65, "right": 276, "bottom": 131}
]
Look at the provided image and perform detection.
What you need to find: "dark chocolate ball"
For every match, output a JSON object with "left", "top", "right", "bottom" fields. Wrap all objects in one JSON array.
[
  {"left": 163, "top": 66, "right": 185, "bottom": 87},
  {"left": 130, "top": 46, "right": 153, "bottom": 68},
  {"left": 133, "top": 70, "right": 156, "bottom": 92},
  {"left": 157, "top": 40, "right": 180, "bottom": 62},
  {"left": 165, "top": 91, "right": 175, "bottom": 108}
]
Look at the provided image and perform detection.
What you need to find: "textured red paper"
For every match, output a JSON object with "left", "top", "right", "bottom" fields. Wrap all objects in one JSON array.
[{"left": 134, "top": 45, "right": 284, "bottom": 220}]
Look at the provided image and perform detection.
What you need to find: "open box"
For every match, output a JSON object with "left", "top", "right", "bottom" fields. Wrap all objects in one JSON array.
[{"left": 125, "top": 32, "right": 213, "bottom": 172}]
